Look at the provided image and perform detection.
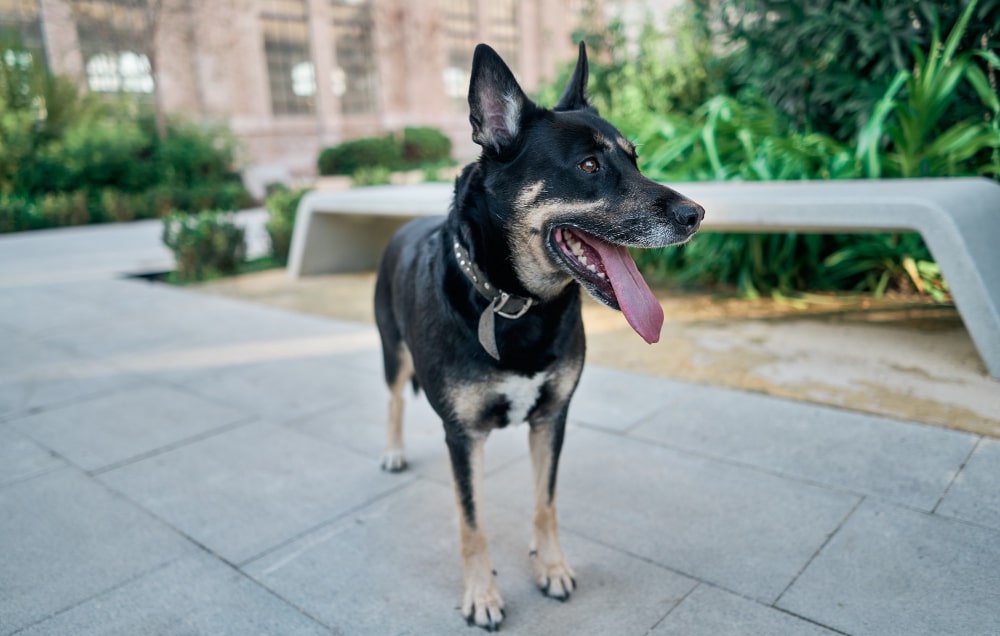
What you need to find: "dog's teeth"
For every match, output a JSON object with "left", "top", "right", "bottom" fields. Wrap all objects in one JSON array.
[
  {"left": 597, "top": 272, "right": 606, "bottom": 279},
  {"left": 587, "top": 264, "right": 597, "bottom": 273},
  {"left": 579, "top": 256, "right": 587, "bottom": 265}
]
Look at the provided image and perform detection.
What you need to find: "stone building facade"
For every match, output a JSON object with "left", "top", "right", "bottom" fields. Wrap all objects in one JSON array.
[{"left": 2, "top": 0, "right": 587, "bottom": 176}]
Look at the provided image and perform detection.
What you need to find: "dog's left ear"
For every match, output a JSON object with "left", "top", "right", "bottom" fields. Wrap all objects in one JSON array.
[
  {"left": 468, "top": 44, "right": 535, "bottom": 156},
  {"left": 554, "top": 42, "right": 591, "bottom": 112}
]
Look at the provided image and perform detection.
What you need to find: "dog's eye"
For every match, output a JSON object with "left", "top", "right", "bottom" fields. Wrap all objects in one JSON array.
[{"left": 578, "top": 158, "right": 600, "bottom": 173}]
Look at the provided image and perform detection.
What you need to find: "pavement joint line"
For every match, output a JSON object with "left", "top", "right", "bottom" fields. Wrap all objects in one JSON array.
[
  {"left": 5, "top": 558, "right": 182, "bottom": 636},
  {"left": 88, "top": 415, "right": 259, "bottom": 477},
  {"left": 773, "top": 496, "right": 866, "bottom": 608},
  {"left": 642, "top": 581, "right": 702, "bottom": 636},
  {"left": 579, "top": 418, "right": 997, "bottom": 521},
  {"left": 931, "top": 434, "right": 984, "bottom": 515},
  {"left": 236, "top": 477, "right": 420, "bottom": 569},
  {"left": 201, "top": 545, "right": 338, "bottom": 635},
  {"left": 0, "top": 374, "right": 146, "bottom": 427}
]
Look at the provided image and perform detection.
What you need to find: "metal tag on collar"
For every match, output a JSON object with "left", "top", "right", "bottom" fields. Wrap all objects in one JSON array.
[
  {"left": 478, "top": 303, "right": 500, "bottom": 360},
  {"left": 494, "top": 292, "right": 533, "bottom": 319}
]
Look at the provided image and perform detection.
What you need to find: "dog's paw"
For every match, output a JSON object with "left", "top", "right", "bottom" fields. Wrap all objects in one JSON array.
[
  {"left": 462, "top": 580, "right": 505, "bottom": 631},
  {"left": 533, "top": 559, "right": 576, "bottom": 601},
  {"left": 380, "top": 448, "right": 407, "bottom": 472}
]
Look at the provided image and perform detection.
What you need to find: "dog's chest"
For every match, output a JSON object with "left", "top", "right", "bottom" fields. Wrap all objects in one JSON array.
[{"left": 493, "top": 373, "right": 548, "bottom": 426}]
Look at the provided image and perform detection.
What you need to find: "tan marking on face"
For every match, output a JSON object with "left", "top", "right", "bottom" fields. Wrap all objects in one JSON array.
[
  {"left": 517, "top": 180, "right": 545, "bottom": 208},
  {"left": 593, "top": 133, "right": 615, "bottom": 151},
  {"left": 509, "top": 198, "right": 608, "bottom": 299},
  {"left": 617, "top": 136, "right": 636, "bottom": 157}
]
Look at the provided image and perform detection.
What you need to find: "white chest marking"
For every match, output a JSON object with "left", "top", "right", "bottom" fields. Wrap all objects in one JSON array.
[{"left": 494, "top": 373, "right": 547, "bottom": 426}]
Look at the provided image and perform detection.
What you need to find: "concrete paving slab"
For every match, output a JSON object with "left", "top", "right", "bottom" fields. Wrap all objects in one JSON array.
[
  {"left": 653, "top": 585, "right": 837, "bottom": 636},
  {"left": 777, "top": 499, "right": 1000, "bottom": 636},
  {"left": 9, "top": 383, "right": 248, "bottom": 473},
  {"left": 15, "top": 552, "right": 330, "bottom": 636},
  {"left": 936, "top": 437, "right": 1000, "bottom": 530},
  {"left": 568, "top": 365, "right": 687, "bottom": 432},
  {"left": 627, "top": 378, "right": 978, "bottom": 511},
  {"left": 99, "top": 420, "right": 414, "bottom": 564},
  {"left": 0, "top": 425, "right": 66, "bottom": 487},
  {"left": 167, "top": 353, "right": 374, "bottom": 422},
  {"left": 485, "top": 426, "right": 860, "bottom": 603},
  {"left": 284, "top": 386, "right": 529, "bottom": 486},
  {"left": 246, "top": 479, "right": 697, "bottom": 635},
  {"left": 0, "top": 469, "right": 191, "bottom": 635},
  {"left": 0, "top": 336, "right": 130, "bottom": 421}
]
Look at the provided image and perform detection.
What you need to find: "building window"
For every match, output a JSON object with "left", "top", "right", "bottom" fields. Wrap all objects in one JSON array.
[
  {"left": 487, "top": 0, "right": 518, "bottom": 73},
  {"left": 330, "top": 0, "right": 378, "bottom": 115},
  {"left": 73, "top": 0, "right": 155, "bottom": 98},
  {"left": 261, "top": 0, "right": 315, "bottom": 115},
  {"left": 440, "top": 0, "right": 475, "bottom": 112}
]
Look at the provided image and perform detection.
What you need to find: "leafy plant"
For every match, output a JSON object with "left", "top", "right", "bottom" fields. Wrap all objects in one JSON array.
[
  {"left": 400, "top": 126, "right": 452, "bottom": 165},
  {"left": 702, "top": 0, "right": 1000, "bottom": 142},
  {"left": 162, "top": 210, "right": 246, "bottom": 282},
  {"left": 264, "top": 187, "right": 309, "bottom": 265},
  {"left": 317, "top": 136, "right": 401, "bottom": 176},
  {"left": 857, "top": 0, "right": 1000, "bottom": 178}
]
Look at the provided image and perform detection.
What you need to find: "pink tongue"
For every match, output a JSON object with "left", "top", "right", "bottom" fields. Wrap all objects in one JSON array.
[{"left": 590, "top": 240, "right": 664, "bottom": 344}]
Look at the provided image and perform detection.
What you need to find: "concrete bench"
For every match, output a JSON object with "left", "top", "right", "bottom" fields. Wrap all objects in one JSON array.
[{"left": 287, "top": 178, "right": 1000, "bottom": 377}]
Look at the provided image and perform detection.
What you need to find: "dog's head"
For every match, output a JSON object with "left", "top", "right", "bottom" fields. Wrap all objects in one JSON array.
[{"left": 465, "top": 43, "right": 704, "bottom": 344}]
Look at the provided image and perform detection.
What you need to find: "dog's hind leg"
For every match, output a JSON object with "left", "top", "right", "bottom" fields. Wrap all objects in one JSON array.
[
  {"left": 380, "top": 343, "right": 412, "bottom": 472},
  {"left": 446, "top": 426, "right": 504, "bottom": 631},
  {"left": 528, "top": 413, "right": 576, "bottom": 600}
]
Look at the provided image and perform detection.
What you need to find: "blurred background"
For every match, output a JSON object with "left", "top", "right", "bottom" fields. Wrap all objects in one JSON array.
[{"left": 2, "top": 0, "right": 998, "bottom": 327}]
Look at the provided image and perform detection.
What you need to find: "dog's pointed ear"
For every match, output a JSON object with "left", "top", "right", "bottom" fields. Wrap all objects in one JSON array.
[
  {"left": 554, "top": 42, "right": 591, "bottom": 112},
  {"left": 468, "top": 43, "right": 533, "bottom": 156}
]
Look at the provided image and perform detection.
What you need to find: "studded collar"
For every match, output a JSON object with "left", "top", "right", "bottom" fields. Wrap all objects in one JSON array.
[{"left": 452, "top": 238, "right": 533, "bottom": 360}]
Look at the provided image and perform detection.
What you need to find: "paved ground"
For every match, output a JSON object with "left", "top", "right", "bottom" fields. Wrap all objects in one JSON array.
[
  {"left": 2, "top": 219, "right": 999, "bottom": 635},
  {"left": 199, "top": 270, "right": 1000, "bottom": 436}
]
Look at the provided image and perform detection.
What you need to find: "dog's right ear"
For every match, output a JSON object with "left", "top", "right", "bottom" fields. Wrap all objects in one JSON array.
[{"left": 468, "top": 44, "right": 533, "bottom": 156}]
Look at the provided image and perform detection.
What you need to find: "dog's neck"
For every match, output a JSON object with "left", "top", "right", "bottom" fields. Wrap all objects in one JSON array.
[{"left": 451, "top": 235, "right": 533, "bottom": 360}]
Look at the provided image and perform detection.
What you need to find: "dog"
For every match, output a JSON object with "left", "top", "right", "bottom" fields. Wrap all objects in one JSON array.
[{"left": 373, "top": 42, "right": 704, "bottom": 630}]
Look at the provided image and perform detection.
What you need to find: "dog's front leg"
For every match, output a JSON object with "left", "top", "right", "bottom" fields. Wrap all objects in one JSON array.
[
  {"left": 446, "top": 425, "right": 504, "bottom": 630},
  {"left": 528, "top": 413, "right": 576, "bottom": 600}
]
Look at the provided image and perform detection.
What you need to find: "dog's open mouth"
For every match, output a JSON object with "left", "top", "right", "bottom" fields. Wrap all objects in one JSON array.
[{"left": 552, "top": 226, "right": 664, "bottom": 344}]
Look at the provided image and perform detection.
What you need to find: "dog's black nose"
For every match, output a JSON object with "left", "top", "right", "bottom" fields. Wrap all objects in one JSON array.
[{"left": 673, "top": 201, "right": 705, "bottom": 228}]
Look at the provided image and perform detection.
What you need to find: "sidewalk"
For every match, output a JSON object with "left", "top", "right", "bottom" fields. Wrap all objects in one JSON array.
[{"left": 2, "top": 221, "right": 999, "bottom": 635}]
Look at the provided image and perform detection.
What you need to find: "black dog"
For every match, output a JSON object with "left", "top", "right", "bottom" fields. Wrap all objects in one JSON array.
[{"left": 374, "top": 42, "right": 703, "bottom": 630}]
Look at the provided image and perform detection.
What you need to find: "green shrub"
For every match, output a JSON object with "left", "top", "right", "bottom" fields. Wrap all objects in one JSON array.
[
  {"left": 161, "top": 210, "right": 246, "bottom": 281},
  {"left": 98, "top": 189, "right": 131, "bottom": 222},
  {"left": 264, "top": 188, "right": 309, "bottom": 264},
  {"left": 350, "top": 165, "right": 392, "bottom": 187},
  {"left": 400, "top": 127, "right": 452, "bottom": 165},
  {"left": 317, "top": 136, "right": 402, "bottom": 175},
  {"left": 36, "top": 191, "right": 89, "bottom": 227},
  {"left": 0, "top": 194, "right": 39, "bottom": 232}
]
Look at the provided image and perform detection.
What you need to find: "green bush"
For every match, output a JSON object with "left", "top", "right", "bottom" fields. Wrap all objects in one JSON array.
[
  {"left": 264, "top": 187, "right": 309, "bottom": 265},
  {"left": 400, "top": 127, "right": 452, "bottom": 165},
  {"left": 546, "top": 0, "right": 997, "bottom": 300},
  {"left": 317, "top": 136, "right": 401, "bottom": 175},
  {"left": 161, "top": 210, "right": 246, "bottom": 282},
  {"left": 1, "top": 41, "right": 251, "bottom": 230},
  {"left": 0, "top": 194, "right": 39, "bottom": 233},
  {"left": 36, "top": 191, "right": 89, "bottom": 227}
]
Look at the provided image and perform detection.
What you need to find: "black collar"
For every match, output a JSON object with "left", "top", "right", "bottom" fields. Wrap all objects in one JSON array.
[{"left": 452, "top": 239, "right": 533, "bottom": 360}]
